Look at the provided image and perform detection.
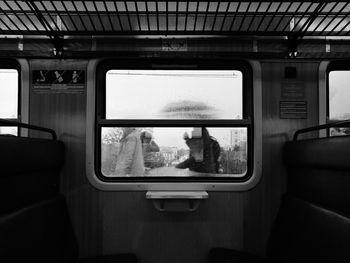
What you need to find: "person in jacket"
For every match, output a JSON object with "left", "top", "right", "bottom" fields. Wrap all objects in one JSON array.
[
  {"left": 176, "top": 127, "right": 221, "bottom": 174},
  {"left": 115, "top": 127, "right": 145, "bottom": 176}
]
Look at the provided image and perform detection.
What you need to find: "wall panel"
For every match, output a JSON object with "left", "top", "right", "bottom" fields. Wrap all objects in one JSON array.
[
  {"left": 29, "top": 59, "right": 103, "bottom": 258},
  {"left": 243, "top": 61, "right": 320, "bottom": 256},
  {"left": 28, "top": 58, "right": 320, "bottom": 262},
  {"left": 100, "top": 192, "right": 245, "bottom": 263}
]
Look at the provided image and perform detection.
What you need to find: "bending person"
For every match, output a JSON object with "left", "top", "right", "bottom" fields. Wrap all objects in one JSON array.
[{"left": 176, "top": 127, "right": 221, "bottom": 174}]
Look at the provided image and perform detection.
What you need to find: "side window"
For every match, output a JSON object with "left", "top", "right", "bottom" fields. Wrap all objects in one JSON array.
[
  {"left": 0, "top": 68, "right": 19, "bottom": 135},
  {"left": 328, "top": 70, "right": 350, "bottom": 136},
  {"left": 96, "top": 61, "right": 253, "bottom": 182}
]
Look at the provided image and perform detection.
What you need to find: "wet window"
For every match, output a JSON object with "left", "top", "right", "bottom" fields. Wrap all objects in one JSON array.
[
  {"left": 106, "top": 70, "right": 242, "bottom": 119},
  {"left": 328, "top": 71, "right": 350, "bottom": 136},
  {"left": 97, "top": 65, "right": 252, "bottom": 180},
  {"left": 0, "top": 69, "right": 18, "bottom": 136}
]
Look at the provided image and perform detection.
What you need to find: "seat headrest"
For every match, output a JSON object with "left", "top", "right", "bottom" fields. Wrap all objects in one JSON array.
[
  {"left": 0, "top": 136, "right": 65, "bottom": 175},
  {"left": 284, "top": 136, "right": 350, "bottom": 171}
]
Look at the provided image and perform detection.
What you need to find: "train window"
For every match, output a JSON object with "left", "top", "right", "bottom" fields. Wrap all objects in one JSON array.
[
  {"left": 0, "top": 69, "right": 19, "bottom": 136},
  {"left": 95, "top": 60, "right": 253, "bottom": 183},
  {"left": 328, "top": 70, "right": 350, "bottom": 136}
]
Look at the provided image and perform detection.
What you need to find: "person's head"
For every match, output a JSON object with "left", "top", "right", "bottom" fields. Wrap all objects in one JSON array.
[
  {"left": 184, "top": 128, "right": 210, "bottom": 162},
  {"left": 140, "top": 131, "right": 152, "bottom": 144},
  {"left": 122, "top": 127, "right": 136, "bottom": 137}
]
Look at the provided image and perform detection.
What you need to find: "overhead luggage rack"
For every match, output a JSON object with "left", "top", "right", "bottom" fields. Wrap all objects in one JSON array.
[{"left": 0, "top": 1, "right": 350, "bottom": 38}]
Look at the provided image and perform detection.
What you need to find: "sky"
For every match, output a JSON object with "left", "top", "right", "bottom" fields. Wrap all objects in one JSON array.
[
  {"left": 0, "top": 69, "right": 18, "bottom": 119},
  {"left": 150, "top": 127, "right": 247, "bottom": 148},
  {"left": 106, "top": 70, "right": 242, "bottom": 119},
  {"left": 152, "top": 127, "right": 247, "bottom": 149}
]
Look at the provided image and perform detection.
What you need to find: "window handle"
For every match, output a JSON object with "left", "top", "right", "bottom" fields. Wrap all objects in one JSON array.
[{"left": 146, "top": 191, "right": 208, "bottom": 212}]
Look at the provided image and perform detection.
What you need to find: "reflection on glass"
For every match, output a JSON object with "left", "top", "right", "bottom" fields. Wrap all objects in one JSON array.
[
  {"left": 106, "top": 70, "right": 242, "bottom": 119},
  {"left": 0, "top": 69, "right": 18, "bottom": 119},
  {"left": 330, "top": 127, "right": 350, "bottom": 137},
  {"left": 0, "top": 126, "right": 17, "bottom": 136},
  {"left": 101, "top": 127, "right": 247, "bottom": 177}
]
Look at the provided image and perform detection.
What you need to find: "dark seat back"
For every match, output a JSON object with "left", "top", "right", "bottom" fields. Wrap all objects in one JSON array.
[
  {"left": 284, "top": 136, "right": 350, "bottom": 216},
  {"left": 0, "top": 135, "right": 79, "bottom": 262},
  {"left": 0, "top": 136, "right": 65, "bottom": 215},
  {"left": 267, "top": 136, "right": 350, "bottom": 262}
]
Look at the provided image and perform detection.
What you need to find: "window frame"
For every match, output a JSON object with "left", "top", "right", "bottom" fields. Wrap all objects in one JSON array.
[
  {"left": 0, "top": 60, "right": 21, "bottom": 135},
  {"left": 95, "top": 59, "right": 254, "bottom": 183}
]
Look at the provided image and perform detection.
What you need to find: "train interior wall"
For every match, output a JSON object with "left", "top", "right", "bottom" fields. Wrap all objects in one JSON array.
[{"left": 27, "top": 58, "right": 319, "bottom": 263}]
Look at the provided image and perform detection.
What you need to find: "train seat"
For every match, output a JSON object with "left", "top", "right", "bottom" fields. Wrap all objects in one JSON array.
[
  {"left": 0, "top": 136, "right": 64, "bottom": 215},
  {"left": 209, "top": 135, "right": 350, "bottom": 263},
  {"left": 0, "top": 135, "right": 137, "bottom": 263}
]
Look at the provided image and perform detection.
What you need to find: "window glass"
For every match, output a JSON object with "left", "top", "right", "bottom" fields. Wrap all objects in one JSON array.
[
  {"left": 329, "top": 71, "right": 350, "bottom": 120},
  {"left": 101, "top": 127, "right": 247, "bottom": 177},
  {"left": 0, "top": 69, "right": 18, "bottom": 135},
  {"left": 0, "top": 126, "right": 17, "bottom": 136},
  {"left": 328, "top": 71, "right": 350, "bottom": 136},
  {"left": 0, "top": 69, "right": 18, "bottom": 119},
  {"left": 106, "top": 70, "right": 242, "bottom": 119}
]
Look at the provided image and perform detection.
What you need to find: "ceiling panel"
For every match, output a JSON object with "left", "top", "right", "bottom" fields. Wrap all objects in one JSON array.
[{"left": 0, "top": 1, "right": 349, "bottom": 38}]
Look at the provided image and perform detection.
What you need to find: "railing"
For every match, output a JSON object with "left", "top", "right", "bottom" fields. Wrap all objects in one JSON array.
[
  {"left": 0, "top": 119, "right": 57, "bottom": 140},
  {"left": 293, "top": 119, "right": 350, "bottom": 141}
]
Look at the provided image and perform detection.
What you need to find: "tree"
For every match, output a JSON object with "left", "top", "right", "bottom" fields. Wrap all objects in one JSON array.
[{"left": 102, "top": 128, "right": 123, "bottom": 144}]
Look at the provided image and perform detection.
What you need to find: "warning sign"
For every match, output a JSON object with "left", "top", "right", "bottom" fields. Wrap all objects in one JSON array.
[{"left": 32, "top": 70, "right": 85, "bottom": 92}]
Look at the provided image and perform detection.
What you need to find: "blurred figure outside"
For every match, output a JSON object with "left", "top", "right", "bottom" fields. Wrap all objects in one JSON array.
[
  {"left": 141, "top": 131, "right": 160, "bottom": 170},
  {"left": 176, "top": 127, "right": 221, "bottom": 174},
  {"left": 115, "top": 127, "right": 145, "bottom": 176}
]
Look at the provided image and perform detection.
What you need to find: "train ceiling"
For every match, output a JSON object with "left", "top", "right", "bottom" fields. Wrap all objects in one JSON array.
[{"left": 0, "top": 1, "right": 349, "bottom": 39}]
